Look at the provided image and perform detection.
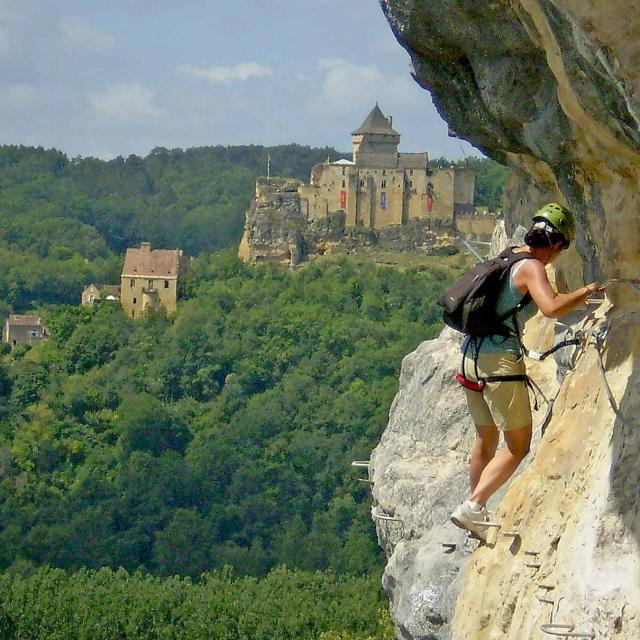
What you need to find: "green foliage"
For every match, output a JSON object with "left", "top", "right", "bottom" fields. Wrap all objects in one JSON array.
[
  {"left": 0, "top": 254, "right": 464, "bottom": 580},
  {"left": 0, "top": 566, "right": 394, "bottom": 640},
  {"left": 0, "top": 144, "right": 345, "bottom": 313}
]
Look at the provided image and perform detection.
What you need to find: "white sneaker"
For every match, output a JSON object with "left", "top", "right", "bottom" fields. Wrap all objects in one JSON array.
[{"left": 450, "top": 501, "right": 489, "bottom": 541}]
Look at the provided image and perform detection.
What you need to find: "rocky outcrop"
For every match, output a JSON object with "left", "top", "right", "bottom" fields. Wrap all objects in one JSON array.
[
  {"left": 374, "top": 2, "right": 640, "bottom": 638},
  {"left": 239, "top": 178, "right": 462, "bottom": 266}
]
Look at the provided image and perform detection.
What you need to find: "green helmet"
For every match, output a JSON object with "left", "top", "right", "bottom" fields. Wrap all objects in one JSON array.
[{"left": 533, "top": 203, "right": 575, "bottom": 246}]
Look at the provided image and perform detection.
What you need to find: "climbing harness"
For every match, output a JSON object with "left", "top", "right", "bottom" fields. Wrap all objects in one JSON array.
[{"left": 456, "top": 276, "right": 640, "bottom": 435}]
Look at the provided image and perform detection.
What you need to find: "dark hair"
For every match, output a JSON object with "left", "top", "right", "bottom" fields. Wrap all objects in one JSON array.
[{"left": 524, "top": 226, "right": 568, "bottom": 249}]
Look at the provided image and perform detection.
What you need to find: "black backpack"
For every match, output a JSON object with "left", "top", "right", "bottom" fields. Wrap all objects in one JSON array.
[{"left": 437, "top": 247, "right": 534, "bottom": 337}]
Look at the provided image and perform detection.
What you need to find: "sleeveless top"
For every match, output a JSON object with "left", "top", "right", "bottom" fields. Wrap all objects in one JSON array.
[{"left": 462, "top": 260, "right": 537, "bottom": 357}]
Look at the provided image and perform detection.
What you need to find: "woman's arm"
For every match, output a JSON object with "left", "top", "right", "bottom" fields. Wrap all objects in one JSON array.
[{"left": 514, "top": 259, "right": 600, "bottom": 319}]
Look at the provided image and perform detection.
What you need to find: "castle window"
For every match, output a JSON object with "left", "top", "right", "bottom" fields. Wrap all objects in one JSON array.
[
  {"left": 342, "top": 180, "right": 346, "bottom": 188},
  {"left": 409, "top": 181, "right": 413, "bottom": 188},
  {"left": 342, "top": 167, "right": 345, "bottom": 175},
  {"left": 410, "top": 169, "right": 414, "bottom": 175},
  {"left": 132, "top": 310, "right": 135, "bottom": 318},
  {"left": 130, "top": 279, "right": 135, "bottom": 287},
  {"left": 380, "top": 192, "right": 386, "bottom": 209},
  {"left": 381, "top": 179, "right": 387, "bottom": 188},
  {"left": 148, "top": 279, "right": 154, "bottom": 289},
  {"left": 382, "top": 169, "right": 386, "bottom": 175},
  {"left": 164, "top": 280, "right": 169, "bottom": 289},
  {"left": 133, "top": 297, "right": 137, "bottom": 304},
  {"left": 359, "top": 180, "right": 364, "bottom": 188}
]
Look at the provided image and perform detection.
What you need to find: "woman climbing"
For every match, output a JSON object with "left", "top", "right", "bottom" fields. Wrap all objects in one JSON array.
[{"left": 450, "top": 203, "right": 603, "bottom": 541}]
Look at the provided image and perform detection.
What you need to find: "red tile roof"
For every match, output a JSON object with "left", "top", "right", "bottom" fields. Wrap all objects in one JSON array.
[
  {"left": 122, "top": 243, "right": 181, "bottom": 277},
  {"left": 7, "top": 315, "right": 42, "bottom": 327}
]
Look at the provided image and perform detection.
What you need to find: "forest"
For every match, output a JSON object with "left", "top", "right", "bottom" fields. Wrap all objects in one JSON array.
[{"left": 0, "top": 142, "right": 494, "bottom": 638}]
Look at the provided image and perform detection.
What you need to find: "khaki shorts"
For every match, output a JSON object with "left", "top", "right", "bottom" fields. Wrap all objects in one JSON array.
[{"left": 461, "top": 352, "right": 532, "bottom": 431}]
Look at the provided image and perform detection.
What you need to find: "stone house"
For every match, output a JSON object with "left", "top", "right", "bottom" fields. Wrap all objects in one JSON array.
[
  {"left": 81, "top": 284, "right": 121, "bottom": 306},
  {"left": 298, "top": 104, "right": 475, "bottom": 229},
  {"left": 120, "top": 242, "right": 183, "bottom": 319},
  {"left": 3, "top": 315, "right": 48, "bottom": 348}
]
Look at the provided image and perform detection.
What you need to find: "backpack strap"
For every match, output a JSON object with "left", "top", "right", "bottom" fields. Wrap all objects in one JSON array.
[{"left": 493, "top": 247, "right": 536, "bottom": 336}]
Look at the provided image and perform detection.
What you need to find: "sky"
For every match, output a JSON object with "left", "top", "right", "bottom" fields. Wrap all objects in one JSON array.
[{"left": 0, "top": 0, "right": 479, "bottom": 160}]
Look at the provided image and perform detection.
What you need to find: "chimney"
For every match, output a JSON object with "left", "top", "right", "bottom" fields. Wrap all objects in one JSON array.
[{"left": 140, "top": 241, "right": 151, "bottom": 253}]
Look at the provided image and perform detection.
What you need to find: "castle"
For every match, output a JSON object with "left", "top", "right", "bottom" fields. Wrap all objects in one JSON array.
[
  {"left": 239, "top": 105, "right": 496, "bottom": 265},
  {"left": 298, "top": 104, "right": 475, "bottom": 228}
]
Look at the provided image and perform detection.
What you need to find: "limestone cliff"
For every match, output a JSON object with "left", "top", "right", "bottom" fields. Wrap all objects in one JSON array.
[{"left": 372, "top": 2, "right": 640, "bottom": 638}]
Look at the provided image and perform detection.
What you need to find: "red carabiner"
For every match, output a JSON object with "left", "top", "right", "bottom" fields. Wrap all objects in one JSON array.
[{"left": 455, "top": 372, "right": 485, "bottom": 392}]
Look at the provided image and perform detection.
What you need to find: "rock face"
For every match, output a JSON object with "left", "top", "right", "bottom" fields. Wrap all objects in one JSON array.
[{"left": 373, "top": 2, "right": 640, "bottom": 639}]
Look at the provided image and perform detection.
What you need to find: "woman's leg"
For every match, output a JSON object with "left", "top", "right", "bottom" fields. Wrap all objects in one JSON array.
[
  {"left": 470, "top": 423, "right": 532, "bottom": 506},
  {"left": 470, "top": 424, "right": 499, "bottom": 491}
]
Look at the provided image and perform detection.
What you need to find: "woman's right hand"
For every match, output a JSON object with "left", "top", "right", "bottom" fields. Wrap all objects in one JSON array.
[{"left": 583, "top": 282, "right": 604, "bottom": 297}]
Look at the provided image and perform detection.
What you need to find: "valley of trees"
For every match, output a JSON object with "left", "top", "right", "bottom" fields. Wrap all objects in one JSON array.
[{"left": 0, "top": 253, "right": 467, "bottom": 578}]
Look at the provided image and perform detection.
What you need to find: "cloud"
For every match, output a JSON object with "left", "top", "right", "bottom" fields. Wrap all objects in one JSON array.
[
  {"left": 88, "top": 82, "right": 164, "bottom": 122},
  {"left": 176, "top": 62, "right": 272, "bottom": 84},
  {"left": 317, "top": 57, "right": 422, "bottom": 114},
  {"left": 318, "top": 58, "right": 385, "bottom": 110},
  {"left": 59, "top": 15, "right": 116, "bottom": 54},
  {"left": 0, "top": 83, "right": 39, "bottom": 114}
]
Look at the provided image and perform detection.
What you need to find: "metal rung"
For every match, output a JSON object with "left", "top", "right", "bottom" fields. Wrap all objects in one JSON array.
[
  {"left": 524, "top": 550, "right": 540, "bottom": 556},
  {"left": 373, "top": 512, "right": 402, "bottom": 523},
  {"left": 501, "top": 531, "right": 520, "bottom": 538},
  {"left": 538, "top": 584, "right": 555, "bottom": 590},
  {"left": 525, "top": 562, "right": 542, "bottom": 568},
  {"left": 536, "top": 595, "right": 555, "bottom": 604},
  {"left": 441, "top": 543, "right": 456, "bottom": 553},
  {"left": 540, "top": 623, "right": 595, "bottom": 638},
  {"left": 473, "top": 520, "right": 501, "bottom": 528},
  {"left": 351, "top": 461, "right": 370, "bottom": 468},
  {"left": 356, "top": 478, "right": 374, "bottom": 484}
]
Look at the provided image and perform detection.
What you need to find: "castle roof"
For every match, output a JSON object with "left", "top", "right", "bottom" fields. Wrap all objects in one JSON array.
[
  {"left": 122, "top": 242, "right": 181, "bottom": 278},
  {"left": 332, "top": 159, "right": 355, "bottom": 165},
  {"left": 351, "top": 104, "right": 400, "bottom": 136}
]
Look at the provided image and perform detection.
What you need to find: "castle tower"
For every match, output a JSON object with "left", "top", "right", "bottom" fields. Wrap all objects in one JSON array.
[{"left": 351, "top": 104, "right": 400, "bottom": 168}]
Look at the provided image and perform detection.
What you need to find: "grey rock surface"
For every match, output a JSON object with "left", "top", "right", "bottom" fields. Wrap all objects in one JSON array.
[{"left": 370, "top": 328, "right": 475, "bottom": 640}]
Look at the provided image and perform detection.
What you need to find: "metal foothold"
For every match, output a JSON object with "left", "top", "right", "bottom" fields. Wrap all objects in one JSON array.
[
  {"left": 525, "top": 562, "right": 542, "bottom": 569},
  {"left": 540, "top": 623, "right": 595, "bottom": 638},
  {"left": 441, "top": 543, "right": 456, "bottom": 554},
  {"left": 351, "top": 461, "right": 370, "bottom": 468},
  {"left": 373, "top": 512, "right": 402, "bottom": 523},
  {"left": 524, "top": 550, "right": 540, "bottom": 556},
  {"left": 536, "top": 595, "right": 555, "bottom": 604},
  {"left": 501, "top": 531, "right": 520, "bottom": 538}
]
